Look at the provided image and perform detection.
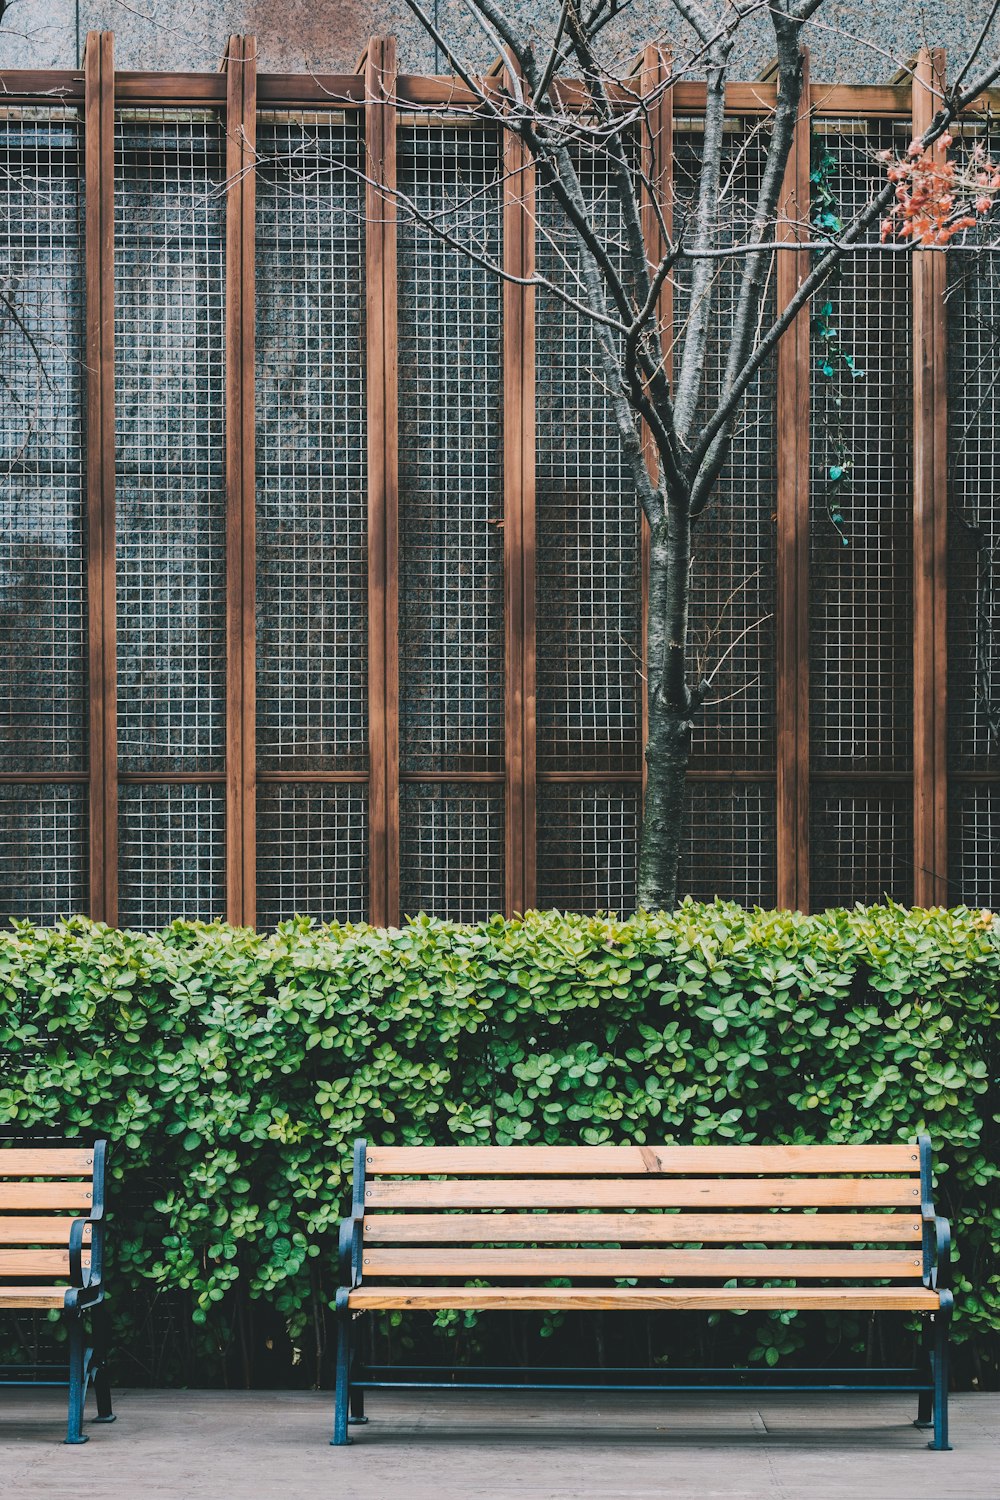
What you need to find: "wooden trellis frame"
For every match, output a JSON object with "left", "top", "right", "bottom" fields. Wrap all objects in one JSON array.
[{"left": 0, "top": 34, "right": 992, "bottom": 924}]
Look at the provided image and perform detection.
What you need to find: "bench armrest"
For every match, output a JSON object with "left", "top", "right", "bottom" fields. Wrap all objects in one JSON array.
[
  {"left": 930, "top": 1215, "right": 951, "bottom": 1292},
  {"left": 338, "top": 1214, "right": 363, "bottom": 1291},
  {"left": 69, "top": 1214, "right": 105, "bottom": 1291}
]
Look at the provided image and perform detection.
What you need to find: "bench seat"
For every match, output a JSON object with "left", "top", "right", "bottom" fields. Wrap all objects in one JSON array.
[
  {"left": 1, "top": 1142, "right": 115, "bottom": 1442},
  {"left": 333, "top": 1136, "right": 954, "bottom": 1451}
]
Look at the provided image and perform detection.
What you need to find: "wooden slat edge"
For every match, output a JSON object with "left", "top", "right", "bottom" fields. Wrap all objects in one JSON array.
[
  {"left": 0, "top": 1185, "right": 95, "bottom": 1208},
  {"left": 365, "top": 1144, "right": 923, "bottom": 1173},
  {"left": 364, "top": 1176, "right": 922, "bottom": 1208},
  {"left": 84, "top": 31, "right": 118, "bottom": 924},
  {"left": 366, "top": 36, "right": 400, "bottom": 927},
  {"left": 0, "top": 1219, "right": 88, "bottom": 1244},
  {"left": 775, "top": 48, "right": 811, "bottom": 913},
  {"left": 0, "top": 1149, "right": 97, "bottom": 1174},
  {"left": 363, "top": 1212, "right": 924, "bottom": 1243},
  {"left": 361, "top": 1247, "right": 924, "bottom": 1277},
  {"left": 348, "top": 1286, "right": 939, "bottom": 1310},
  {"left": 911, "top": 47, "right": 949, "bottom": 907},
  {"left": 224, "top": 35, "right": 258, "bottom": 927},
  {"left": 638, "top": 46, "right": 673, "bottom": 811},
  {"left": 502, "top": 66, "right": 536, "bottom": 914}
]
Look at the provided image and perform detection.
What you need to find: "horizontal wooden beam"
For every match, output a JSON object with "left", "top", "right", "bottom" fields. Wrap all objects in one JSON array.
[{"left": 0, "top": 69, "right": 966, "bottom": 118}]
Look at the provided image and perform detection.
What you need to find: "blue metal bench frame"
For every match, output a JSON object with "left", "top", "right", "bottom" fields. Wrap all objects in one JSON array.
[
  {"left": 1, "top": 1138, "right": 116, "bottom": 1444},
  {"left": 333, "top": 1136, "right": 953, "bottom": 1451}
]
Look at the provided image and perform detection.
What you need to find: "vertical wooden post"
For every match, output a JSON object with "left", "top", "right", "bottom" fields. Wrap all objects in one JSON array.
[
  {"left": 775, "top": 49, "right": 812, "bottom": 912},
  {"left": 912, "top": 47, "right": 949, "bottom": 907},
  {"left": 638, "top": 45, "right": 673, "bottom": 798},
  {"left": 223, "top": 34, "right": 258, "bottom": 926},
  {"left": 84, "top": 31, "right": 118, "bottom": 924},
  {"left": 365, "top": 37, "right": 400, "bottom": 927},
  {"left": 503, "top": 73, "right": 536, "bottom": 914}
]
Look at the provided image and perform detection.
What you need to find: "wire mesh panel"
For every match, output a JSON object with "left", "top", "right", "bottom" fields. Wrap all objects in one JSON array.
[
  {"left": 256, "top": 113, "right": 368, "bottom": 774},
  {"left": 809, "top": 782, "right": 912, "bottom": 910},
  {"left": 114, "top": 111, "right": 227, "bottom": 775},
  {"left": 949, "top": 785, "right": 998, "bottom": 908},
  {"left": 809, "top": 120, "right": 913, "bottom": 905},
  {"left": 117, "top": 782, "right": 225, "bottom": 928},
  {"left": 678, "top": 782, "right": 777, "bottom": 906},
  {"left": 0, "top": 783, "right": 87, "bottom": 921},
  {"left": 809, "top": 121, "right": 913, "bottom": 771},
  {"left": 0, "top": 109, "right": 86, "bottom": 775},
  {"left": 535, "top": 145, "right": 642, "bottom": 778},
  {"left": 399, "top": 783, "right": 503, "bottom": 921},
  {"left": 397, "top": 123, "right": 504, "bottom": 774},
  {"left": 945, "top": 168, "right": 999, "bottom": 904},
  {"left": 396, "top": 123, "right": 504, "bottom": 918},
  {"left": 257, "top": 783, "right": 368, "bottom": 926},
  {"left": 536, "top": 784, "right": 639, "bottom": 914},
  {"left": 673, "top": 117, "right": 777, "bottom": 774}
]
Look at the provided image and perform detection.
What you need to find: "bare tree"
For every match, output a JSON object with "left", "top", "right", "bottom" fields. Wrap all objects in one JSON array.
[{"left": 381, "top": 0, "right": 1000, "bottom": 911}]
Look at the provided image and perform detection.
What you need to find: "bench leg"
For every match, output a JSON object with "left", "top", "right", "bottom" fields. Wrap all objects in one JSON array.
[
  {"left": 64, "top": 1318, "right": 89, "bottom": 1445},
  {"left": 331, "top": 1310, "right": 351, "bottom": 1446},
  {"left": 349, "top": 1314, "right": 368, "bottom": 1424},
  {"left": 928, "top": 1308, "right": 952, "bottom": 1452},
  {"left": 914, "top": 1322, "right": 933, "bottom": 1429},
  {"left": 91, "top": 1308, "right": 116, "bottom": 1425}
]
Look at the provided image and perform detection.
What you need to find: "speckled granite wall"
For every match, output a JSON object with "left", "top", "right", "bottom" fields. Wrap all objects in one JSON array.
[{"left": 1, "top": 0, "right": 997, "bottom": 81}]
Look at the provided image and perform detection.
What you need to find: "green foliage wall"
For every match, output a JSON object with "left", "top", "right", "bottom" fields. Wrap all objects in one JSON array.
[{"left": 0, "top": 903, "right": 998, "bottom": 1387}]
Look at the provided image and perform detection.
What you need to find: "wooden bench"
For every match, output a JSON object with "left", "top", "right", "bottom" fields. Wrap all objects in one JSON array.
[
  {"left": 0, "top": 1140, "right": 115, "bottom": 1443},
  {"left": 333, "top": 1137, "right": 953, "bottom": 1449}
]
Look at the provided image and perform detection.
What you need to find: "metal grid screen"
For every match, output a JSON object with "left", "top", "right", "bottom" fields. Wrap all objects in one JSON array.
[
  {"left": 536, "top": 784, "right": 639, "bottom": 914},
  {"left": 114, "top": 109, "right": 227, "bottom": 924},
  {"left": 117, "top": 783, "right": 225, "bottom": 927},
  {"left": 114, "top": 110, "right": 227, "bottom": 774},
  {"left": 399, "top": 784, "right": 504, "bottom": 921},
  {"left": 0, "top": 108, "right": 87, "bottom": 921},
  {"left": 673, "top": 117, "right": 778, "bottom": 905},
  {"left": 256, "top": 114, "right": 367, "bottom": 773},
  {"left": 254, "top": 112, "right": 369, "bottom": 926},
  {"left": 677, "top": 783, "right": 777, "bottom": 907},
  {"left": 0, "top": 109, "right": 86, "bottom": 776},
  {"left": 535, "top": 145, "right": 642, "bottom": 779},
  {"left": 810, "top": 781, "right": 913, "bottom": 910},
  {"left": 946, "top": 141, "right": 1000, "bottom": 904},
  {"left": 809, "top": 120, "right": 914, "bottom": 904},
  {"left": 534, "top": 136, "right": 641, "bottom": 913},
  {"left": 396, "top": 122, "right": 504, "bottom": 918},
  {"left": 0, "top": 783, "right": 87, "bottom": 922},
  {"left": 257, "top": 784, "right": 368, "bottom": 926}
]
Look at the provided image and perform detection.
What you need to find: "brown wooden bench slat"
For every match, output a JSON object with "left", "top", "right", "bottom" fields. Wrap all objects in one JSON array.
[
  {"left": 365, "top": 1145, "right": 921, "bottom": 1175},
  {"left": 0, "top": 1286, "right": 70, "bottom": 1309},
  {"left": 360, "top": 1247, "right": 925, "bottom": 1278},
  {"left": 0, "top": 1182, "right": 95, "bottom": 1209},
  {"left": 0, "top": 1149, "right": 98, "bottom": 1176},
  {"left": 0, "top": 1218, "right": 88, "bottom": 1245},
  {"left": 363, "top": 1176, "right": 921, "bottom": 1209},
  {"left": 0, "top": 1250, "right": 89, "bottom": 1277},
  {"left": 362, "top": 1211, "right": 924, "bottom": 1243},
  {"left": 346, "top": 1285, "right": 942, "bottom": 1311}
]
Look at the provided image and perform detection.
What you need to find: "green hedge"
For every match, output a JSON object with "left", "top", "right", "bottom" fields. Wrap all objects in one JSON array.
[{"left": 0, "top": 902, "right": 998, "bottom": 1387}]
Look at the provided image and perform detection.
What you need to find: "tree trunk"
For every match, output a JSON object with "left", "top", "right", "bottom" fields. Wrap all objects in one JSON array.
[
  {"left": 636, "top": 693, "right": 691, "bottom": 911},
  {"left": 636, "top": 509, "right": 694, "bottom": 913}
]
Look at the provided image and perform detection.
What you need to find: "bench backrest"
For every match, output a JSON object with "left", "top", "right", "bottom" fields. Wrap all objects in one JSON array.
[
  {"left": 0, "top": 1144, "right": 105, "bottom": 1284},
  {"left": 352, "top": 1141, "right": 933, "bottom": 1288}
]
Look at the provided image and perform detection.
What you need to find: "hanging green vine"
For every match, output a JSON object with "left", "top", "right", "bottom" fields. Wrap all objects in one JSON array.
[{"left": 810, "top": 138, "right": 866, "bottom": 544}]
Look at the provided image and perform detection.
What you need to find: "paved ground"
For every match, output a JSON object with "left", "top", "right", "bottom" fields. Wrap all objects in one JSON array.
[{"left": 0, "top": 1389, "right": 997, "bottom": 1500}]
